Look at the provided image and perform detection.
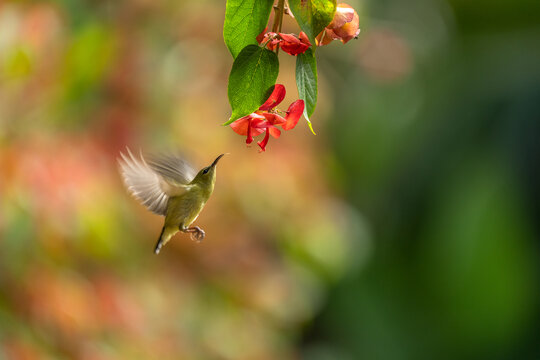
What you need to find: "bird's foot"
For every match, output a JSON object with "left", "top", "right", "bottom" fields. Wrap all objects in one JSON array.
[
  {"left": 182, "top": 226, "right": 205, "bottom": 242},
  {"left": 190, "top": 227, "right": 205, "bottom": 242}
]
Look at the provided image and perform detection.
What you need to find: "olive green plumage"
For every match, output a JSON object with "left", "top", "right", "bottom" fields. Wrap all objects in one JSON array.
[{"left": 119, "top": 149, "right": 224, "bottom": 254}]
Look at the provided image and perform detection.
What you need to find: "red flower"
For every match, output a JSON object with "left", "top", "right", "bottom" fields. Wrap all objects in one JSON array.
[
  {"left": 279, "top": 32, "right": 311, "bottom": 55},
  {"left": 316, "top": 3, "right": 360, "bottom": 46},
  {"left": 257, "top": 29, "right": 311, "bottom": 56},
  {"left": 230, "top": 84, "right": 304, "bottom": 151},
  {"left": 257, "top": 28, "right": 281, "bottom": 51}
]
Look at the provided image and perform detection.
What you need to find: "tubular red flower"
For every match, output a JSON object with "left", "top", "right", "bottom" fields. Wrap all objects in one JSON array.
[
  {"left": 257, "top": 29, "right": 280, "bottom": 51},
  {"left": 261, "top": 112, "right": 287, "bottom": 125},
  {"left": 246, "top": 119, "right": 253, "bottom": 144},
  {"left": 230, "top": 84, "right": 304, "bottom": 151},
  {"left": 268, "top": 126, "right": 281, "bottom": 139},
  {"left": 278, "top": 32, "right": 311, "bottom": 56},
  {"left": 257, "top": 128, "right": 271, "bottom": 151},
  {"left": 282, "top": 100, "right": 304, "bottom": 130},
  {"left": 257, "top": 29, "right": 311, "bottom": 56},
  {"left": 230, "top": 113, "right": 265, "bottom": 144},
  {"left": 259, "top": 84, "right": 286, "bottom": 111},
  {"left": 299, "top": 32, "right": 310, "bottom": 45},
  {"left": 251, "top": 117, "right": 282, "bottom": 151}
]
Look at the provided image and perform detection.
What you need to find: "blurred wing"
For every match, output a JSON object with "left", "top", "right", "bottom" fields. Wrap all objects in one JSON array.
[
  {"left": 146, "top": 152, "right": 196, "bottom": 185},
  {"left": 118, "top": 149, "right": 189, "bottom": 216}
]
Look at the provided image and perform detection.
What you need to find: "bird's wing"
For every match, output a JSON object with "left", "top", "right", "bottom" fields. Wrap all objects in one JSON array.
[
  {"left": 145, "top": 152, "right": 197, "bottom": 185},
  {"left": 118, "top": 149, "right": 190, "bottom": 216}
]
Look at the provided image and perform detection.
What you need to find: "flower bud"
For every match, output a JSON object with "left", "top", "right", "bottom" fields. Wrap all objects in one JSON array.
[{"left": 316, "top": 3, "right": 360, "bottom": 46}]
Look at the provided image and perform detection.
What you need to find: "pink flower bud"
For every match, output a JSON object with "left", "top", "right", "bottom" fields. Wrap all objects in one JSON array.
[{"left": 316, "top": 3, "right": 360, "bottom": 46}]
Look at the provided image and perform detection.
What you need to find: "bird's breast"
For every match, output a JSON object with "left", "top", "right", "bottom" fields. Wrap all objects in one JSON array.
[{"left": 165, "top": 187, "right": 208, "bottom": 227}]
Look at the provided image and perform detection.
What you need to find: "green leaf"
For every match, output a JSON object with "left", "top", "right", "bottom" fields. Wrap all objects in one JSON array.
[
  {"left": 223, "top": 0, "right": 274, "bottom": 58},
  {"left": 225, "top": 45, "right": 279, "bottom": 125},
  {"left": 296, "top": 48, "right": 318, "bottom": 134},
  {"left": 288, "top": 0, "right": 337, "bottom": 44}
]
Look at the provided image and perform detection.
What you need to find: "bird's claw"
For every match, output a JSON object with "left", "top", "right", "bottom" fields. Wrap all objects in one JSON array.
[
  {"left": 191, "top": 229, "right": 205, "bottom": 242},
  {"left": 184, "top": 226, "right": 205, "bottom": 242},
  {"left": 180, "top": 225, "right": 205, "bottom": 242}
]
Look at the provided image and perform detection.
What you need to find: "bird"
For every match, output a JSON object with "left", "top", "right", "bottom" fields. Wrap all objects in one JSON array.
[{"left": 118, "top": 148, "right": 225, "bottom": 254}]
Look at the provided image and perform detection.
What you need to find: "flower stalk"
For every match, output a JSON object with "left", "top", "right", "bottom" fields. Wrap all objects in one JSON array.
[{"left": 272, "top": 0, "right": 286, "bottom": 55}]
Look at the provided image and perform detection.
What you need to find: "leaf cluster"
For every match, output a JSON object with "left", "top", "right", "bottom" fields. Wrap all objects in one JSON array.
[{"left": 223, "top": 0, "right": 337, "bottom": 128}]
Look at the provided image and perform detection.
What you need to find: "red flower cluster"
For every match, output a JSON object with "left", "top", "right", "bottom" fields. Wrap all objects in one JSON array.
[
  {"left": 257, "top": 29, "right": 311, "bottom": 56},
  {"left": 230, "top": 84, "right": 304, "bottom": 151}
]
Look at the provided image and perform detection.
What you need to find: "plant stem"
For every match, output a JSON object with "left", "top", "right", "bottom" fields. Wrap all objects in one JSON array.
[{"left": 272, "top": 0, "right": 285, "bottom": 55}]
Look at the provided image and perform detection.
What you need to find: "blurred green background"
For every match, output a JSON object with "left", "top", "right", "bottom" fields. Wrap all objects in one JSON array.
[{"left": 1, "top": 0, "right": 539, "bottom": 359}]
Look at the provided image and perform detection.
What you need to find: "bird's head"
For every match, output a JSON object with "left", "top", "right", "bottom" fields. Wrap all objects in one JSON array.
[{"left": 192, "top": 153, "right": 226, "bottom": 188}]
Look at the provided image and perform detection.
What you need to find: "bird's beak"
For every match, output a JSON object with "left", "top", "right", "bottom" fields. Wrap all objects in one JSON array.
[{"left": 211, "top": 153, "right": 227, "bottom": 167}]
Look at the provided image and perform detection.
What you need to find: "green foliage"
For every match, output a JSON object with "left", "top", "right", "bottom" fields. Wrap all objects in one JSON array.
[
  {"left": 226, "top": 45, "right": 279, "bottom": 124},
  {"left": 288, "top": 0, "right": 337, "bottom": 44},
  {"left": 223, "top": 0, "right": 274, "bottom": 58},
  {"left": 296, "top": 48, "right": 318, "bottom": 134}
]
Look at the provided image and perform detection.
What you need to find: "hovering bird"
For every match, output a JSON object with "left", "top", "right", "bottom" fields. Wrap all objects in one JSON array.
[{"left": 119, "top": 149, "right": 225, "bottom": 254}]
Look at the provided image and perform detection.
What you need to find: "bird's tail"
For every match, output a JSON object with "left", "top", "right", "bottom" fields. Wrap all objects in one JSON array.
[{"left": 154, "top": 226, "right": 177, "bottom": 254}]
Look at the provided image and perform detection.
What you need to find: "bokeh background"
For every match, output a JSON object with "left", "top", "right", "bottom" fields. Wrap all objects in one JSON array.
[{"left": 1, "top": 0, "right": 539, "bottom": 359}]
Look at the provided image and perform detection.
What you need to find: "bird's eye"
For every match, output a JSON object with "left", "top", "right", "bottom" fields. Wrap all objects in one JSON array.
[{"left": 202, "top": 168, "right": 209, "bottom": 174}]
